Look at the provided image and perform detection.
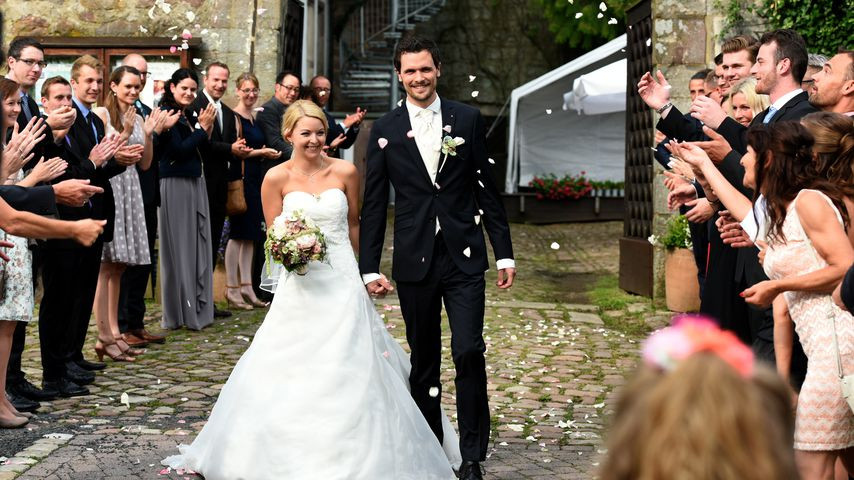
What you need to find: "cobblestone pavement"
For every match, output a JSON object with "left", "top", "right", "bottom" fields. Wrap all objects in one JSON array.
[{"left": 1, "top": 220, "right": 669, "bottom": 479}]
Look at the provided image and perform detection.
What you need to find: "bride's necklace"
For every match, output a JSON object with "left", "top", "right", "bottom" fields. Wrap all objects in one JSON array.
[{"left": 292, "top": 158, "right": 325, "bottom": 183}]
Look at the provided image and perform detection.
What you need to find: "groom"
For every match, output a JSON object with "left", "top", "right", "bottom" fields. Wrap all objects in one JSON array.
[{"left": 359, "top": 37, "right": 515, "bottom": 479}]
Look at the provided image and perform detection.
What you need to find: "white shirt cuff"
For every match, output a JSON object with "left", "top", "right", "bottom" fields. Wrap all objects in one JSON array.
[
  {"left": 496, "top": 258, "right": 515, "bottom": 270},
  {"left": 362, "top": 273, "right": 382, "bottom": 285}
]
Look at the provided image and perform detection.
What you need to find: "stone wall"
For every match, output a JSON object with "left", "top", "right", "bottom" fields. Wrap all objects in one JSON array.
[
  {"left": 1, "top": 0, "right": 288, "bottom": 104},
  {"left": 411, "top": 0, "right": 572, "bottom": 116}
]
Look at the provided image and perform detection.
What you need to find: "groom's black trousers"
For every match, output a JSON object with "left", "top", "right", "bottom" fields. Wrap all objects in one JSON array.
[{"left": 396, "top": 233, "right": 490, "bottom": 462}]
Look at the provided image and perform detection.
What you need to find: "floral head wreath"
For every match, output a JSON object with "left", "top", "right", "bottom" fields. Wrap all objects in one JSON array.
[{"left": 642, "top": 315, "right": 754, "bottom": 377}]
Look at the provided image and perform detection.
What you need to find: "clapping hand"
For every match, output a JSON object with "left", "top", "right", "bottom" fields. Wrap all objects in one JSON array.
[
  {"left": 258, "top": 147, "right": 282, "bottom": 160},
  {"left": 2, "top": 120, "right": 46, "bottom": 179},
  {"left": 198, "top": 104, "right": 217, "bottom": 136},
  {"left": 143, "top": 108, "right": 169, "bottom": 136},
  {"left": 46, "top": 105, "right": 76, "bottom": 140},
  {"left": 120, "top": 106, "right": 137, "bottom": 137},
  {"left": 637, "top": 70, "right": 672, "bottom": 111},
  {"left": 231, "top": 138, "right": 252, "bottom": 159},
  {"left": 667, "top": 182, "right": 698, "bottom": 210},
  {"left": 343, "top": 107, "right": 367, "bottom": 128},
  {"left": 29, "top": 156, "right": 68, "bottom": 183},
  {"left": 691, "top": 126, "right": 734, "bottom": 164},
  {"left": 114, "top": 144, "right": 145, "bottom": 166},
  {"left": 667, "top": 140, "right": 712, "bottom": 170},
  {"left": 89, "top": 135, "right": 125, "bottom": 167},
  {"left": 326, "top": 133, "right": 347, "bottom": 151},
  {"left": 689, "top": 95, "right": 728, "bottom": 129},
  {"left": 153, "top": 109, "right": 181, "bottom": 135},
  {"left": 366, "top": 273, "right": 394, "bottom": 297}
]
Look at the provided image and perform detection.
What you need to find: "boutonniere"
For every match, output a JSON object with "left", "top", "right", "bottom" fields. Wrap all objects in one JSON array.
[{"left": 439, "top": 135, "right": 465, "bottom": 172}]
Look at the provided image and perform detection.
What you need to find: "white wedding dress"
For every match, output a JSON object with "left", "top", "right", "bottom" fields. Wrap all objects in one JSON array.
[{"left": 162, "top": 188, "right": 460, "bottom": 479}]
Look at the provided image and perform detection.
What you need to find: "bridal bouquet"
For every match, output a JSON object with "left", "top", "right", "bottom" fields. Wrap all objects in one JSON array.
[{"left": 265, "top": 209, "right": 328, "bottom": 275}]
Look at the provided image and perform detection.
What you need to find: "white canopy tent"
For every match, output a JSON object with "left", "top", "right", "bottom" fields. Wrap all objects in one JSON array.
[{"left": 505, "top": 35, "right": 627, "bottom": 193}]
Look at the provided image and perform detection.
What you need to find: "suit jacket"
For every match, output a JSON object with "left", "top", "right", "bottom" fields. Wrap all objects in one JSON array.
[
  {"left": 45, "top": 102, "right": 126, "bottom": 249},
  {"left": 656, "top": 107, "right": 707, "bottom": 142},
  {"left": 133, "top": 100, "right": 159, "bottom": 207},
  {"left": 189, "top": 92, "right": 237, "bottom": 214},
  {"left": 13, "top": 95, "right": 62, "bottom": 170},
  {"left": 359, "top": 99, "right": 513, "bottom": 282},
  {"left": 0, "top": 185, "right": 56, "bottom": 215},
  {"left": 255, "top": 97, "right": 293, "bottom": 159},
  {"left": 323, "top": 109, "right": 359, "bottom": 157}
]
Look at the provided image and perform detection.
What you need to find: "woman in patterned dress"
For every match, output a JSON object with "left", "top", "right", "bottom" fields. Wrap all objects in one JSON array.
[
  {"left": 223, "top": 73, "right": 281, "bottom": 309},
  {"left": 92, "top": 66, "right": 167, "bottom": 361}
]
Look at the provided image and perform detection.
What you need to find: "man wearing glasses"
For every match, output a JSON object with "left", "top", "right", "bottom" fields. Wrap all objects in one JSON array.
[
  {"left": 256, "top": 71, "right": 300, "bottom": 159},
  {"left": 309, "top": 75, "right": 366, "bottom": 157}
]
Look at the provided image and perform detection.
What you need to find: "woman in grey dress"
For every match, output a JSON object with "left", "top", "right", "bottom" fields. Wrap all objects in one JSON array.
[
  {"left": 155, "top": 68, "right": 218, "bottom": 330},
  {"left": 92, "top": 66, "right": 168, "bottom": 360}
]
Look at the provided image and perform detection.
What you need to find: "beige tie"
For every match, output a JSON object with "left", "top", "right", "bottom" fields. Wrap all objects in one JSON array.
[{"left": 415, "top": 109, "right": 439, "bottom": 181}]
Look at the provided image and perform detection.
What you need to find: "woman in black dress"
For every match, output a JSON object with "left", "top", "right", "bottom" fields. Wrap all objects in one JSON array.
[{"left": 224, "top": 73, "right": 282, "bottom": 309}]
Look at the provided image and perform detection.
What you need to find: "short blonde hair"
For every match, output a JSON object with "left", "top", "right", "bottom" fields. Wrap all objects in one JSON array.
[
  {"left": 71, "top": 54, "right": 103, "bottom": 81},
  {"left": 281, "top": 99, "right": 328, "bottom": 139},
  {"left": 728, "top": 77, "right": 770, "bottom": 118}
]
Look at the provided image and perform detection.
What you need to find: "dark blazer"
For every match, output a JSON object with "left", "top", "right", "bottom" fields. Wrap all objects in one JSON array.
[
  {"left": 14, "top": 94, "right": 62, "bottom": 170},
  {"left": 323, "top": 109, "right": 359, "bottom": 157},
  {"left": 359, "top": 99, "right": 513, "bottom": 282},
  {"left": 189, "top": 92, "right": 237, "bottom": 216},
  {"left": 133, "top": 100, "right": 159, "bottom": 206},
  {"left": 155, "top": 114, "right": 209, "bottom": 178},
  {"left": 45, "top": 101, "right": 125, "bottom": 248},
  {"left": 255, "top": 97, "right": 293, "bottom": 158},
  {"left": 656, "top": 106, "right": 707, "bottom": 142},
  {"left": 0, "top": 185, "right": 56, "bottom": 215}
]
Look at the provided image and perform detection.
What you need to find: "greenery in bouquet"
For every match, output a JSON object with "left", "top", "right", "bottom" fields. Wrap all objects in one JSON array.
[
  {"left": 529, "top": 172, "right": 593, "bottom": 200},
  {"left": 649, "top": 214, "right": 693, "bottom": 250},
  {"left": 265, "top": 209, "right": 328, "bottom": 275}
]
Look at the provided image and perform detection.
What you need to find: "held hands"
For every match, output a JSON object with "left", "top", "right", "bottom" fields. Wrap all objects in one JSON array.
[
  {"left": 198, "top": 104, "right": 217, "bottom": 136},
  {"left": 689, "top": 95, "right": 728, "bottom": 129},
  {"left": 691, "top": 126, "right": 733, "bottom": 164},
  {"left": 343, "top": 107, "right": 367, "bottom": 129},
  {"left": 29, "top": 156, "right": 67, "bottom": 183},
  {"left": 46, "top": 105, "right": 76, "bottom": 139},
  {"left": 231, "top": 138, "right": 252, "bottom": 159},
  {"left": 52, "top": 179, "right": 104, "bottom": 207},
  {"left": 497, "top": 267, "right": 516, "bottom": 289},
  {"left": 71, "top": 219, "right": 106, "bottom": 246},
  {"left": 366, "top": 273, "right": 394, "bottom": 297},
  {"left": 637, "top": 71, "right": 672, "bottom": 111}
]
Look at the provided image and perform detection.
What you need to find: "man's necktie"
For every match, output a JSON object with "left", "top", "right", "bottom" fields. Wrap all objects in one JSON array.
[
  {"left": 763, "top": 106, "right": 778, "bottom": 124},
  {"left": 20, "top": 93, "right": 32, "bottom": 121},
  {"left": 86, "top": 111, "right": 99, "bottom": 143}
]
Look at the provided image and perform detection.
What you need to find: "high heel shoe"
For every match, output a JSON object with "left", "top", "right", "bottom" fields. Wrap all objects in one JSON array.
[
  {"left": 117, "top": 337, "right": 144, "bottom": 356},
  {"left": 226, "top": 285, "right": 253, "bottom": 310},
  {"left": 0, "top": 414, "right": 29, "bottom": 429},
  {"left": 95, "top": 341, "right": 136, "bottom": 362},
  {"left": 240, "top": 283, "right": 270, "bottom": 308}
]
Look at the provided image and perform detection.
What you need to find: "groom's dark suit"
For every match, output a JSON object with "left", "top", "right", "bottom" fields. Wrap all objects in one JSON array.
[{"left": 360, "top": 97, "right": 513, "bottom": 462}]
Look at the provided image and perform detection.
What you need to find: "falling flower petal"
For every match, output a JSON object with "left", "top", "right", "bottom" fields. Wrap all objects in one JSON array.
[
  {"left": 257, "top": 7, "right": 267, "bottom": 15},
  {"left": 469, "top": 75, "right": 476, "bottom": 82},
  {"left": 646, "top": 38, "right": 652, "bottom": 47},
  {"left": 478, "top": 180, "right": 485, "bottom": 188},
  {"left": 478, "top": 209, "right": 484, "bottom": 215},
  {"left": 406, "top": 130, "right": 415, "bottom": 138},
  {"left": 488, "top": 157, "right": 495, "bottom": 164},
  {"left": 429, "top": 387, "right": 440, "bottom": 397},
  {"left": 182, "top": 29, "right": 192, "bottom": 40},
  {"left": 192, "top": 58, "right": 202, "bottom": 65},
  {"left": 474, "top": 215, "right": 481, "bottom": 225},
  {"left": 471, "top": 90, "right": 479, "bottom": 98},
  {"left": 254, "top": 107, "right": 264, "bottom": 112},
  {"left": 550, "top": 242, "right": 560, "bottom": 250},
  {"left": 171, "top": 35, "right": 178, "bottom": 41},
  {"left": 186, "top": 11, "right": 195, "bottom": 22},
  {"left": 382, "top": 351, "right": 390, "bottom": 358},
  {"left": 397, "top": 99, "right": 403, "bottom": 107},
  {"left": 170, "top": 46, "right": 178, "bottom": 53},
  {"left": 443, "top": 125, "right": 451, "bottom": 133},
  {"left": 139, "top": 25, "right": 149, "bottom": 33},
  {"left": 377, "top": 138, "right": 388, "bottom": 149},
  {"left": 120, "top": 392, "right": 130, "bottom": 408},
  {"left": 166, "top": 25, "right": 178, "bottom": 31},
  {"left": 599, "top": 1, "right": 607, "bottom": 10},
  {"left": 608, "top": 17, "right": 618, "bottom": 24},
  {"left": 159, "top": 467, "right": 172, "bottom": 475},
  {"left": 597, "top": 12, "right": 604, "bottom": 18},
  {"left": 575, "top": 12, "right": 583, "bottom": 18},
  {"left": 463, "top": 247, "right": 471, "bottom": 257},
  {"left": 546, "top": 109, "right": 553, "bottom": 114},
  {"left": 147, "top": 6, "right": 157, "bottom": 19}
]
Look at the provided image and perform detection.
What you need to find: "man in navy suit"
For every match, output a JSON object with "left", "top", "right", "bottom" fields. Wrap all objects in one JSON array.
[{"left": 360, "top": 37, "right": 515, "bottom": 480}]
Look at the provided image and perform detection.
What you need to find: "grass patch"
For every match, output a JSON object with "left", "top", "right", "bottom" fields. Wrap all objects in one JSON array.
[{"left": 588, "top": 275, "right": 640, "bottom": 312}]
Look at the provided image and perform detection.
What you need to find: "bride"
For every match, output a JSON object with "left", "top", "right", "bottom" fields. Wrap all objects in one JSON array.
[{"left": 162, "top": 100, "right": 461, "bottom": 479}]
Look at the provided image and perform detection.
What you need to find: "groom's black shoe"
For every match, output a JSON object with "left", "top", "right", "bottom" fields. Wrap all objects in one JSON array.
[
  {"left": 458, "top": 461, "right": 484, "bottom": 480},
  {"left": 214, "top": 307, "right": 232, "bottom": 318}
]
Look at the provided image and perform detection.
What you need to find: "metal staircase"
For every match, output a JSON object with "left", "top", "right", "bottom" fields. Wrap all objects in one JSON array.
[{"left": 338, "top": 0, "right": 446, "bottom": 111}]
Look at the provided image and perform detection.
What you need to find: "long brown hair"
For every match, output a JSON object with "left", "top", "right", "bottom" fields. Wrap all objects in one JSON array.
[
  {"left": 104, "top": 65, "right": 141, "bottom": 133},
  {"left": 802, "top": 112, "right": 854, "bottom": 197},
  {"left": 750, "top": 121, "right": 850, "bottom": 243},
  {"left": 599, "top": 355, "right": 796, "bottom": 480}
]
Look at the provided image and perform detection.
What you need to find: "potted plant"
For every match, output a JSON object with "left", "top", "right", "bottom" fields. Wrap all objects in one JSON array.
[{"left": 650, "top": 215, "right": 700, "bottom": 312}]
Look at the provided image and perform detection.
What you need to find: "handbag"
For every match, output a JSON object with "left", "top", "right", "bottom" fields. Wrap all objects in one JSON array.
[
  {"left": 226, "top": 114, "right": 247, "bottom": 216},
  {"left": 829, "top": 299, "right": 854, "bottom": 413}
]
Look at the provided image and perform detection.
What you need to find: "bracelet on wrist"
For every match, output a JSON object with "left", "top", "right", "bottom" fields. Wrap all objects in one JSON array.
[{"left": 656, "top": 102, "right": 673, "bottom": 115}]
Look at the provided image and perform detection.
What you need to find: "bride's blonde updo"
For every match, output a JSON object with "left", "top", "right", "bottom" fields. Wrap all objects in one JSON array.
[{"left": 281, "top": 99, "right": 328, "bottom": 139}]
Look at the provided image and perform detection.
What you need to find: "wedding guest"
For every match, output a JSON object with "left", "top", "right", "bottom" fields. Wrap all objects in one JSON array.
[
  {"left": 810, "top": 48, "right": 854, "bottom": 115},
  {"left": 802, "top": 53, "right": 828, "bottom": 96},
  {"left": 256, "top": 70, "right": 299, "bottom": 157},
  {"left": 190, "top": 62, "right": 250, "bottom": 318},
  {"left": 599, "top": 317, "right": 797, "bottom": 480},
  {"left": 223, "top": 73, "right": 280, "bottom": 309},
  {"left": 728, "top": 77, "right": 770, "bottom": 127},
  {"left": 38, "top": 55, "right": 127, "bottom": 398},
  {"left": 308, "top": 75, "right": 365, "bottom": 157},
  {"left": 156, "top": 68, "right": 217, "bottom": 330},
  {"left": 91, "top": 66, "right": 167, "bottom": 361},
  {"left": 118, "top": 53, "right": 167, "bottom": 347}
]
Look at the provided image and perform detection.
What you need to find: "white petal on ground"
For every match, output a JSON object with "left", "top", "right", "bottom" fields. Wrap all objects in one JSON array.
[
  {"left": 546, "top": 109, "right": 553, "bottom": 114},
  {"left": 507, "top": 424, "right": 524, "bottom": 432},
  {"left": 120, "top": 392, "right": 130, "bottom": 408}
]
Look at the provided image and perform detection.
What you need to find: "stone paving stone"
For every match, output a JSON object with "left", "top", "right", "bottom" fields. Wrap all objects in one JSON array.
[{"left": 4, "top": 221, "right": 656, "bottom": 479}]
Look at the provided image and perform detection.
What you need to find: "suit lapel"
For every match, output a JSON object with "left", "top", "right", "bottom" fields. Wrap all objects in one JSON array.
[
  {"left": 436, "top": 101, "right": 457, "bottom": 180},
  {"left": 395, "top": 106, "right": 434, "bottom": 187},
  {"left": 772, "top": 91, "right": 808, "bottom": 122},
  {"left": 71, "top": 103, "right": 96, "bottom": 153}
]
